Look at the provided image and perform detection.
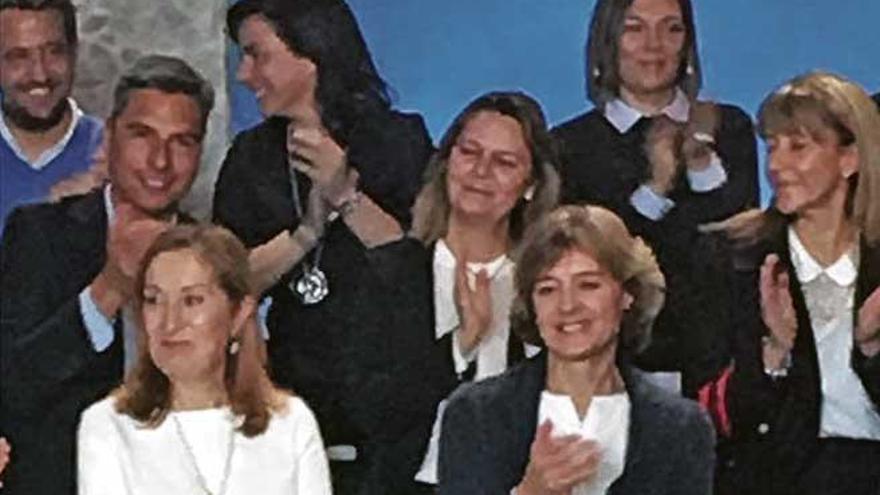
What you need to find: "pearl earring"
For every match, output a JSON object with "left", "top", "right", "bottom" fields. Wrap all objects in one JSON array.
[{"left": 228, "top": 338, "right": 241, "bottom": 356}]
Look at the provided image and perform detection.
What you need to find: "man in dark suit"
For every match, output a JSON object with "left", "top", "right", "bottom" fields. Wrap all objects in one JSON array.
[{"left": 0, "top": 54, "right": 214, "bottom": 495}]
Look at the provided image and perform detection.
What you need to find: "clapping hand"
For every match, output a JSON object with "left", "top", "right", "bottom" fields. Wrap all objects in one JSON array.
[
  {"left": 759, "top": 254, "right": 797, "bottom": 368},
  {"left": 286, "top": 123, "right": 357, "bottom": 208},
  {"left": 516, "top": 421, "right": 601, "bottom": 495},
  {"left": 0, "top": 437, "right": 10, "bottom": 484},
  {"left": 856, "top": 287, "right": 880, "bottom": 357},
  {"left": 682, "top": 101, "right": 720, "bottom": 172},
  {"left": 644, "top": 115, "right": 684, "bottom": 196},
  {"left": 454, "top": 255, "right": 493, "bottom": 356}
]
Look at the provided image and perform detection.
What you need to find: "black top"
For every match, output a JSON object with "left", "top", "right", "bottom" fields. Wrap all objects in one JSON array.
[
  {"left": 212, "top": 110, "right": 433, "bottom": 450},
  {"left": 552, "top": 105, "right": 758, "bottom": 393},
  {"left": 0, "top": 191, "right": 123, "bottom": 495},
  {"left": 346, "top": 238, "right": 529, "bottom": 493},
  {"left": 713, "top": 219, "right": 880, "bottom": 495},
  {"left": 438, "top": 353, "right": 715, "bottom": 495}
]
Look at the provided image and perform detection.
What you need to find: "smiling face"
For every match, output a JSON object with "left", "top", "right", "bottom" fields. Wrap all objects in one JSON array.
[
  {"left": 0, "top": 7, "right": 75, "bottom": 131},
  {"left": 767, "top": 128, "right": 857, "bottom": 216},
  {"left": 532, "top": 248, "right": 633, "bottom": 362},
  {"left": 235, "top": 14, "right": 318, "bottom": 119},
  {"left": 106, "top": 88, "right": 204, "bottom": 216},
  {"left": 142, "top": 248, "right": 247, "bottom": 386},
  {"left": 446, "top": 110, "right": 533, "bottom": 226},
  {"left": 617, "top": 0, "right": 686, "bottom": 104}
]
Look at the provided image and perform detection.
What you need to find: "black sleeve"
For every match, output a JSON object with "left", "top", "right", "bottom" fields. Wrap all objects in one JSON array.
[
  {"left": 852, "top": 346, "right": 880, "bottom": 408},
  {"left": 212, "top": 124, "right": 293, "bottom": 248},
  {"left": 670, "top": 405, "right": 716, "bottom": 495},
  {"left": 0, "top": 208, "right": 103, "bottom": 420},
  {"left": 344, "top": 238, "right": 456, "bottom": 439},
  {"left": 347, "top": 112, "right": 434, "bottom": 229},
  {"left": 438, "top": 388, "right": 509, "bottom": 495}
]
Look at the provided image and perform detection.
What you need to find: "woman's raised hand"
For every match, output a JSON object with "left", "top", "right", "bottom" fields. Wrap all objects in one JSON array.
[
  {"left": 454, "top": 257, "right": 493, "bottom": 356},
  {"left": 759, "top": 254, "right": 797, "bottom": 369},
  {"left": 856, "top": 287, "right": 880, "bottom": 357},
  {"left": 516, "top": 421, "right": 601, "bottom": 495}
]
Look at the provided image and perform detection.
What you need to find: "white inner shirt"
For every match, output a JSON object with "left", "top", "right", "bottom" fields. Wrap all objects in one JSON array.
[
  {"left": 788, "top": 227, "right": 880, "bottom": 439},
  {"left": 538, "top": 391, "right": 631, "bottom": 495}
]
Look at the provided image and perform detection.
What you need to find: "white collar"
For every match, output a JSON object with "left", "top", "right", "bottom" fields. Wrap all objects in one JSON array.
[
  {"left": 0, "top": 98, "right": 82, "bottom": 170},
  {"left": 787, "top": 227, "right": 858, "bottom": 287},
  {"left": 603, "top": 88, "right": 690, "bottom": 133}
]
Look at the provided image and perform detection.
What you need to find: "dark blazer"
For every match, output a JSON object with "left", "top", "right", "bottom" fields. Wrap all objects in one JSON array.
[
  {"left": 552, "top": 106, "right": 757, "bottom": 394},
  {"left": 438, "top": 353, "right": 715, "bottom": 495},
  {"left": 212, "top": 111, "right": 432, "bottom": 452},
  {"left": 715, "top": 218, "right": 880, "bottom": 495},
  {"left": 346, "top": 238, "right": 528, "bottom": 494},
  {"left": 0, "top": 190, "right": 123, "bottom": 495}
]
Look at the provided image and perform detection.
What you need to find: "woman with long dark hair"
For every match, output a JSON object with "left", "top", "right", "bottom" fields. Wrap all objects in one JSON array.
[{"left": 214, "top": 1, "right": 433, "bottom": 491}]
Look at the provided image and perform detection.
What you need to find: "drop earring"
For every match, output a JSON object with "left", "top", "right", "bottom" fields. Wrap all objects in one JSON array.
[
  {"left": 228, "top": 337, "right": 241, "bottom": 356},
  {"left": 523, "top": 185, "right": 535, "bottom": 201}
]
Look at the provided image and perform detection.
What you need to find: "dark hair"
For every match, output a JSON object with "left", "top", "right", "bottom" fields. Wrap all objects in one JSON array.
[
  {"left": 411, "top": 91, "right": 560, "bottom": 245},
  {"left": 511, "top": 205, "right": 665, "bottom": 354},
  {"left": 0, "top": 0, "right": 77, "bottom": 47},
  {"left": 110, "top": 54, "right": 215, "bottom": 134},
  {"left": 115, "top": 224, "right": 285, "bottom": 437},
  {"left": 585, "top": 0, "right": 701, "bottom": 106},
  {"left": 227, "top": 0, "right": 390, "bottom": 142}
]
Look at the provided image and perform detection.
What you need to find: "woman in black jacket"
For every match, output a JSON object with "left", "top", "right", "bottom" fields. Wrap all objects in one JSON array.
[
  {"left": 346, "top": 91, "right": 560, "bottom": 494},
  {"left": 552, "top": 0, "right": 758, "bottom": 393},
  {"left": 438, "top": 205, "right": 714, "bottom": 495},
  {"left": 703, "top": 72, "right": 880, "bottom": 495},
  {"left": 213, "top": 1, "right": 433, "bottom": 492}
]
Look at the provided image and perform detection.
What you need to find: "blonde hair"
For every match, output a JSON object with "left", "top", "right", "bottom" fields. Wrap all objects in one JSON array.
[
  {"left": 411, "top": 91, "right": 560, "bottom": 246},
  {"left": 113, "top": 224, "right": 285, "bottom": 437},
  {"left": 711, "top": 71, "right": 880, "bottom": 246},
  {"left": 511, "top": 205, "right": 665, "bottom": 354}
]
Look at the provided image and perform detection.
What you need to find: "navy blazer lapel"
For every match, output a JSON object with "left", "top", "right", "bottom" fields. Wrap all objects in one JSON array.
[
  {"left": 610, "top": 365, "right": 658, "bottom": 493},
  {"left": 856, "top": 237, "right": 880, "bottom": 310}
]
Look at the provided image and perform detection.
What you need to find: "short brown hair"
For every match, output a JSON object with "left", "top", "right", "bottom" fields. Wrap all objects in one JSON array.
[
  {"left": 511, "top": 205, "right": 665, "bottom": 354},
  {"left": 585, "top": 0, "right": 701, "bottom": 106},
  {"left": 0, "top": 0, "right": 78, "bottom": 47},
  {"left": 411, "top": 91, "right": 560, "bottom": 245},
  {"left": 113, "top": 224, "right": 284, "bottom": 437}
]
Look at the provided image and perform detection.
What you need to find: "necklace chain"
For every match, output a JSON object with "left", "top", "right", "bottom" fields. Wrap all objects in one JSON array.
[{"left": 172, "top": 414, "right": 235, "bottom": 495}]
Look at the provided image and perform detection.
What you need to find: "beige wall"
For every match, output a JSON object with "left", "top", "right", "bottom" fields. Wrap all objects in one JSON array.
[{"left": 71, "top": 0, "right": 229, "bottom": 219}]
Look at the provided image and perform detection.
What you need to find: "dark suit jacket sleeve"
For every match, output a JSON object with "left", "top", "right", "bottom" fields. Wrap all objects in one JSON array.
[
  {"left": 348, "top": 112, "right": 434, "bottom": 229},
  {"left": 0, "top": 207, "right": 104, "bottom": 419},
  {"left": 852, "top": 348, "right": 880, "bottom": 407},
  {"left": 438, "top": 386, "right": 510, "bottom": 495},
  {"left": 670, "top": 406, "right": 716, "bottom": 495}
]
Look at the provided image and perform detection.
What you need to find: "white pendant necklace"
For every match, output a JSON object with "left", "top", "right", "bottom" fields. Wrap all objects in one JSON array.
[{"left": 172, "top": 414, "right": 236, "bottom": 495}]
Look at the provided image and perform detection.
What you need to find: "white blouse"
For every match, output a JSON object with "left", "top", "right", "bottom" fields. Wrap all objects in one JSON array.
[
  {"left": 788, "top": 228, "right": 880, "bottom": 439},
  {"left": 77, "top": 395, "right": 332, "bottom": 495},
  {"left": 538, "top": 391, "right": 631, "bottom": 495}
]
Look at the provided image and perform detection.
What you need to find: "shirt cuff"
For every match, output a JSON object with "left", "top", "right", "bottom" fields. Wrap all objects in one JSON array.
[
  {"left": 630, "top": 185, "right": 675, "bottom": 221},
  {"left": 257, "top": 296, "right": 272, "bottom": 340},
  {"left": 687, "top": 153, "right": 727, "bottom": 192},
  {"left": 451, "top": 331, "right": 477, "bottom": 375},
  {"left": 79, "top": 286, "right": 116, "bottom": 352}
]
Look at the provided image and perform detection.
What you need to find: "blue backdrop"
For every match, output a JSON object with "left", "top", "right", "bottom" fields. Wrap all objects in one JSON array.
[{"left": 227, "top": 1, "right": 880, "bottom": 203}]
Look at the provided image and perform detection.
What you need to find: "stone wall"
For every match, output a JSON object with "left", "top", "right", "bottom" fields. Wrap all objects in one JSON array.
[{"left": 71, "top": 0, "right": 229, "bottom": 219}]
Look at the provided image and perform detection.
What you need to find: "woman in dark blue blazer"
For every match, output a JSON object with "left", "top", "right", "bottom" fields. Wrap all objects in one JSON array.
[{"left": 438, "top": 205, "right": 714, "bottom": 495}]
